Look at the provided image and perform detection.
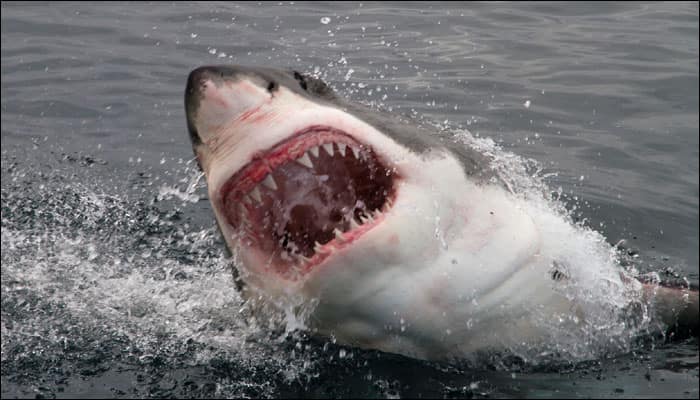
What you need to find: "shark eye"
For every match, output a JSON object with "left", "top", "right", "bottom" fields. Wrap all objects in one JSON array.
[
  {"left": 293, "top": 71, "right": 308, "bottom": 91},
  {"left": 267, "top": 81, "right": 278, "bottom": 93}
]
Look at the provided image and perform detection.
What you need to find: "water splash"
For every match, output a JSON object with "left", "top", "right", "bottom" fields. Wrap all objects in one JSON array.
[
  {"left": 455, "top": 129, "right": 651, "bottom": 362},
  {"left": 0, "top": 155, "right": 322, "bottom": 397}
]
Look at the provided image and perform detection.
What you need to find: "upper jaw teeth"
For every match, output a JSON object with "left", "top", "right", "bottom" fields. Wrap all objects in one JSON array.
[
  {"left": 243, "top": 141, "right": 367, "bottom": 205},
  {"left": 261, "top": 174, "right": 277, "bottom": 190},
  {"left": 300, "top": 142, "right": 362, "bottom": 167},
  {"left": 295, "top": 152, "right": 314, "bottom": 168},
  {"left": 250, "top": 186, "right": 262, "bottom": 203},
  {"left": 322, "top": 143, "right": 334, "bottom": 156},
  {"left": 308, "top": 146, "right": 319, "bottom": 158}
]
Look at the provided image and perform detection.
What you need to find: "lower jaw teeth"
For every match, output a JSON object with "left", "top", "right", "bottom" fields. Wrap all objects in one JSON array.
[
  {"left": 333, "top": 228, "right": 346, "bottom": 242},
  {"left": 239, "top": 202, "right": 389, "bottom": 268}
]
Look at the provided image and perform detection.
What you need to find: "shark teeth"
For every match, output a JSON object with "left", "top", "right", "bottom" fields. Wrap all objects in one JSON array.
[
  {"left": 241, "top": 140, "right": 369, "bottom": 207},
  {"left": 293, "top": 141, "right": 358, "bottom": 166},
  {"left": 296, "top": 254, "right": 312, "bottom": 265},
  {"left": 337, "top": 143, "right": 347, "bottom": 156},
  {"left": 333, "top": 228, "right": 346, "bottom": 242},
  {"left": 295, "top": 152, "right": 313, "bottom": 168},
  {"left": 262, "top": 174, "right": 277, "bottom": 190},
  {"left": 382, "top": 198, "right": 393, "bottom": 212},
  {"left": 322, "top": 143, "right": 334, "bottom": 156},
  {"left": 302, "top": 206, "right": 389, "bottom": 255},
  {"left": 250, "top": 186, "right": 262, "bottom": 203},
  {"left": 360, "top": 213, "right": 373, "bottom": 224},
  {"left": 309, "top": 142, "right": 358, "bottom": 159},
  {"left": 308, "top": 146, "right": 319, "bottom": 158},
  {"left": 314, "top": 241, "right": 325, "bottom": 253}
]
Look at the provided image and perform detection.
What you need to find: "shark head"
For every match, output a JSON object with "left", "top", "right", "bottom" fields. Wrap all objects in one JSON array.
[{"left": 185, "top": 65, "right": 550, "bottom": 359}]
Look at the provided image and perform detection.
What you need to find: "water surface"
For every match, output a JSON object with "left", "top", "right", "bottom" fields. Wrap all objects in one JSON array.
[{"left": 2, "top": 2, "right": 698, "bottom": 398}]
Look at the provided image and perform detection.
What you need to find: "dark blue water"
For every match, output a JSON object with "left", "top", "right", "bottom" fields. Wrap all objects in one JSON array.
[{"left": 2, "top": 2, "right": 697, "bottom": 398}]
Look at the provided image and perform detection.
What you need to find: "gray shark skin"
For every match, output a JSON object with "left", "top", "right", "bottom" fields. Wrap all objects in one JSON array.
[{"left": 185, "top": 65, "right": 697, "bottom": 361}]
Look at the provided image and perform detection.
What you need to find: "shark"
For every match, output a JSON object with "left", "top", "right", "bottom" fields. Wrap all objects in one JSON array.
[{"left": 184, "top": 65, "right": 697, "bottom": 361}]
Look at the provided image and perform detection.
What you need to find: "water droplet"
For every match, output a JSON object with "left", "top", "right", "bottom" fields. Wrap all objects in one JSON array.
[{"left": 344, "top": 68, "right": 354, "bottom": 81}]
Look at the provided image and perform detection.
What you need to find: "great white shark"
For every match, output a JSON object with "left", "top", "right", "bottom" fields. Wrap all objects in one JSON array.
[{"left": 184, "top": 65, "right": 698, "bottom": 361}]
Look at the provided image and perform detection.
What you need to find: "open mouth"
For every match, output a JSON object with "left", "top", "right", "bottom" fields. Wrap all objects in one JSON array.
[{"left": 220, "top": 126, "right": 397, "bottom": 277}]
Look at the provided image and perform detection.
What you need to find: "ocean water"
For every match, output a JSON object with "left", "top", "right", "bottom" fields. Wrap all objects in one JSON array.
[{"left": 1, "top": 2, "right": 698, "bottom": 398}]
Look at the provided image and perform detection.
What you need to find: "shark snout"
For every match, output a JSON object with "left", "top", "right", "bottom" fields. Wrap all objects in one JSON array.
[{"left": 185, "top": 66, "right": 272, "bottom": 147}]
